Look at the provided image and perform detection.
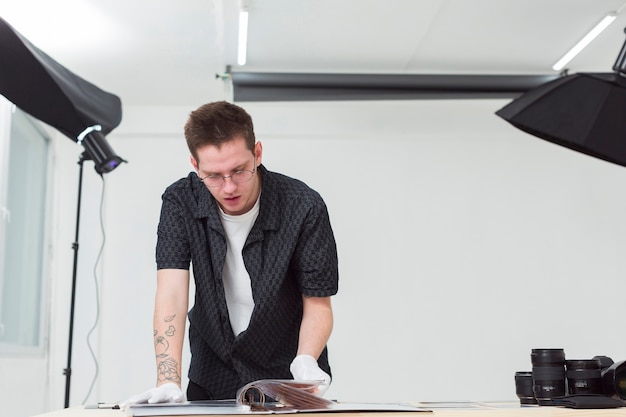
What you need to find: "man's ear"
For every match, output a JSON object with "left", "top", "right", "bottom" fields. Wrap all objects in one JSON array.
[
  {"left": 190, "top": 154, "right": 199, "bottom": 171},
  {"left": 254, "top": 141, "right": 263, "bottom": 166}
]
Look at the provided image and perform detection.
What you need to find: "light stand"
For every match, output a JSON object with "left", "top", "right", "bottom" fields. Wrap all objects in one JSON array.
[
  {"left": 63, "top": 151, "right": 90, "bottom": 408},
  {"left": 62, "top": 131, "right": 125, "bottom": 407}
]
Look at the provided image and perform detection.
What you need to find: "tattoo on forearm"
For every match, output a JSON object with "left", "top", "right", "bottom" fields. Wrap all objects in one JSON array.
[
  {"left": 153, "top": 314, "right": 180, "bottom": 383},
  {"left": 157, "top": 357, "right": 181, "bottom": 384},
  {"left": 155, "top": 336, "right": 170, "bottom": 358}
]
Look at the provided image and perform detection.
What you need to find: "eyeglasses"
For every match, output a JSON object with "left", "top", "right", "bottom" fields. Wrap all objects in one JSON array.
[{"left": 197, "top": 160, "right": 256, "bottom": 188}]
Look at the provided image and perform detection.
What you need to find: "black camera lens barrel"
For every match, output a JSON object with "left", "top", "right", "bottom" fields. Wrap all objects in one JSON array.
[
  {"left": 566, "top": 359, "right": 603, "bottom": 395},
  {"left": 602, "top": 360, "right": 626, "bottom": 400},
  {"left": 531, "top": 348, "right": 566, "bottom": 405},
  {"left": 515, "top": 371, "right": 537, "bottom": 405}
]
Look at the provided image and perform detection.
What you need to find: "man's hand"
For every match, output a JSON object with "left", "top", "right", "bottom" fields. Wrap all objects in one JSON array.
[
  {"left": 121, "top": 383, "right": 184, "bottom": 408},
  {"left": 290, "top": 354, "right": 331, "bottom": 396}
]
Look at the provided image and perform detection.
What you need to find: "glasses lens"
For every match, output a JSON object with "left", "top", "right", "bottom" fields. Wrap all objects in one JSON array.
[
  {"left": 204, "top": 176, "right": 224, "bottom": 187},
  {"left": 232, "top": 170, "right": 254, "bottom": 183},
  {"left": 200, "top": 167, "right": 254, "bottom": 187}
]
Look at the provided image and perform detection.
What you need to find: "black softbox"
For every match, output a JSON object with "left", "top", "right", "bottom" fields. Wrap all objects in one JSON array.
[
  {"left": 0, "top": 16, "right": 123, "bottom": 173},
  {"left": 496, "top": 29, "right": 626, "bottom": 168}
]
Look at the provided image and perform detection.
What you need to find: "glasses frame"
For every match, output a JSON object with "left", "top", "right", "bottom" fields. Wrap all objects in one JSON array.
[{"left": 197, "top": 158, "right": 257, "bottom": 188}]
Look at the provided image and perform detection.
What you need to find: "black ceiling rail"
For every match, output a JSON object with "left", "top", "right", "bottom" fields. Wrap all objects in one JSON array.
[{"left": 229, "top": 71, "right": 561, "bottom": 102}]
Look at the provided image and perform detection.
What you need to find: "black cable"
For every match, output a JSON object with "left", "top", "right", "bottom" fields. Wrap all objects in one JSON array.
[{"left": 81, "top": 174, "right": 106, "bottom": 404}]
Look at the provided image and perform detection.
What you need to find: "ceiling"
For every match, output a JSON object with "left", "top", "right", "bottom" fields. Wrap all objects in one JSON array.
[{"left": 3, "top": 0, "right": 626, "bottom": 106}]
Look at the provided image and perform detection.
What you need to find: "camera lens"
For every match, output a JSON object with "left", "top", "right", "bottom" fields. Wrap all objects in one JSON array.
[
  {"left": 531, "top": 348, "right": 566, "bottom": 405},
  {"left": 566, "top": 359, "right": 602, "bottom": 395},
  {"left": 515, "top": 371, "right": 537, "bottom": 405},
  {"left": 602, "top": 360, "right": 626, "bottom": 400}
]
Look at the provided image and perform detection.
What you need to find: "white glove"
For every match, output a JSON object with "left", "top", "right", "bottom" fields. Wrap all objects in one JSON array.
[
  {"left": 121, "top": 383, "right": 184, "bottom": 408},
  {"left": 289, "top": 354, "right": 331, "bottom": 396}
]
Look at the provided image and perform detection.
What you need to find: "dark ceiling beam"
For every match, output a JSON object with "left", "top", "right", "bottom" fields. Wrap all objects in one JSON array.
[{"left": 230, "top": 71, "right": 561, "bottom": 102}]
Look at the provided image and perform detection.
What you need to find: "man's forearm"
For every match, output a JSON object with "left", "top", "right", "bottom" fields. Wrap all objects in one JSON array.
[
  {"left": 153, "top": 311, "right": 186, "bottom": 386},
  {"left": 297, "top": 296, "right": 333, "bottom": 359},
  {"left": 154, "top": 269, "right": 190, "bottom": 387}
]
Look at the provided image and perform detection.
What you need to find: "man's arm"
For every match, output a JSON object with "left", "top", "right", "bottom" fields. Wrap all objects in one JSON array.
[
  {"left": 297, "top": 296, "right": 333, "bottom": 358},
  {"left": 154, "top": 268, "right": 190, "bottom": 388},
  {"left": 290, "top": 296, "right": 334, "bottom": 394},
  {"left": 121, "top": 269, "right": 190, "bottom": 406}
]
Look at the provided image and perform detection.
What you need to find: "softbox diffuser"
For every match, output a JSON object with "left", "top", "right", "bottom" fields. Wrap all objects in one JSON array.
[
  {"left": 496, "top": 28, "right": 626, "bottom": 168},
  {"left": 0, "top": 15, "right": 123, "bottom": 172},
  {"left": 496, "top": 72, "right": 626, "bottom": 167}
]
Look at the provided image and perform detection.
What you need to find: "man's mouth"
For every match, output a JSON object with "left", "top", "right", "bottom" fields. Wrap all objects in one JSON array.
[{"left": 223, "top": 196, "right": 240, "bottom": 204}]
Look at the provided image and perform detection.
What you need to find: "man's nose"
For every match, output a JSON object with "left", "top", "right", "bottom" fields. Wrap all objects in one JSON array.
[{"left": 222, "top": 176, "right": 237, "bottom": 192}]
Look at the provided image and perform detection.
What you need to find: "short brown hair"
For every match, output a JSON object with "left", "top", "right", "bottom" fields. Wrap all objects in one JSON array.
[{"left": 184, "top": 101, "right": 256, "bottom": 160}]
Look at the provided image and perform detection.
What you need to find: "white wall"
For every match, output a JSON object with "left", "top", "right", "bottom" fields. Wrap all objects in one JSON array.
[{"left": 10, "top": 99, "right": 626, "bottom": 416}]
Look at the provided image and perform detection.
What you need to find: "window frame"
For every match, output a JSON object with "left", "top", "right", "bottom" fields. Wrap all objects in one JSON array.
[{"left": 0, "top": 97, "right": 53, "bottom": 356}]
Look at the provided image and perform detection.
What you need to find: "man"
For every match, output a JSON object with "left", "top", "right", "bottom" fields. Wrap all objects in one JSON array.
[{"left": 125, "top": 101, "right": 339, "bottom": 404}]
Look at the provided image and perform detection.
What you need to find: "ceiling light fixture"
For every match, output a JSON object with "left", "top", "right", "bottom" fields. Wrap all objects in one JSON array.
[
  {"left": 552, "top": 12, "right": 617, "bottom": 71},
  {"left": 237, "top": 3, "right": 249, "bottom": 66}
]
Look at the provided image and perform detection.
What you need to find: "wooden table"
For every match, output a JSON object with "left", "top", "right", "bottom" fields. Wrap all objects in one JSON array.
[{"left": 30, "top": 402, "right": 626, "bottom": 417}]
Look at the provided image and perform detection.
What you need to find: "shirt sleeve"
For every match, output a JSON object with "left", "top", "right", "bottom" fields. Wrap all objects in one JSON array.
[
  {"left": 293, "top": 196, "right": 339, "bottom": 297},
  {"left": 156, "top": 189, "right": 192, "bottom": 270}
]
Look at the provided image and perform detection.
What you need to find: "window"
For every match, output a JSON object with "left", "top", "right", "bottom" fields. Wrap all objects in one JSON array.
[{"left": 0, "top": 97, "right": 50, "bottom": 352}]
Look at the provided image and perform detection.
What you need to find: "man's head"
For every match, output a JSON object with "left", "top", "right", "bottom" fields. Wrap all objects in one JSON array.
[
  {"left": 184, "top": 101, "right": 256, "bottom": 161},
  {"left": 185, "top": 101, "right": 263, "bottom": 216}
]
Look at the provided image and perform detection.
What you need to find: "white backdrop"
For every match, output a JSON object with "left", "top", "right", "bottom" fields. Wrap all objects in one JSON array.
[{"left": 31, "top": 99, "right": 626, "bottom": 414}]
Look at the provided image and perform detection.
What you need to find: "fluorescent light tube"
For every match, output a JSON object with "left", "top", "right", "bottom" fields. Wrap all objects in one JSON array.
[
  {"left": 552, "top": 12, "right": 617, "bottom": 71},
  {"left": 238, "top": 10, "right": 249, "bottom": 66}
]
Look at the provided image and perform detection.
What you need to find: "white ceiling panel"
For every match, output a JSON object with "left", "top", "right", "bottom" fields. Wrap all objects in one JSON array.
[{"left": 2, "top": 0, "right": 626, "bottom": 105}]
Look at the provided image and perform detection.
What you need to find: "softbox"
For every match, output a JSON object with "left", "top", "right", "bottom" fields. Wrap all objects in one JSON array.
[
  {"left": 496, "top": 29, "right": 626, "bottom": 168},
  {"left": 0, "top": 16, "right": 124, "bottom": 173}
]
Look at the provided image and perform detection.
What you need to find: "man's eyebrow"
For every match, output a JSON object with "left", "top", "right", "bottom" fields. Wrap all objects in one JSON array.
[{"left": 201, "top": 161, "right": 250, "bottom": 176}]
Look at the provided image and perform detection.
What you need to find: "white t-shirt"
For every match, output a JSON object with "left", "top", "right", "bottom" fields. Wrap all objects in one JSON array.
[{"left": 218, "top": 196, "right": 260, "bottom": 335}]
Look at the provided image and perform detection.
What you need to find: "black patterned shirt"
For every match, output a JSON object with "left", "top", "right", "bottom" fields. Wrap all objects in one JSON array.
[{"left": 156, "top": 165, "right": 339, "bottom": 399}]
